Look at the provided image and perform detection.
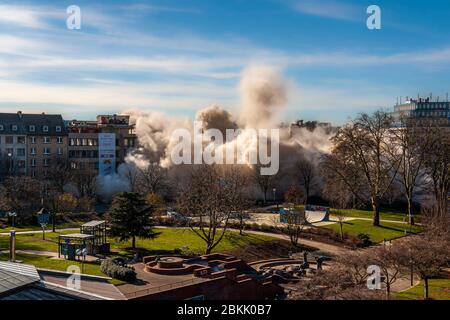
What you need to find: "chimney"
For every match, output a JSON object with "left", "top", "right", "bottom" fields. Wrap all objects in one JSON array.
[{"left": 17, "top": 111, "right": 22, "bottom": 118}]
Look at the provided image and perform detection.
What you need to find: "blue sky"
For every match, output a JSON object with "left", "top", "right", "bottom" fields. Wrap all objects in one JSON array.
[{"left": 1, "top": 0, "right": 450, "bottom": 124}]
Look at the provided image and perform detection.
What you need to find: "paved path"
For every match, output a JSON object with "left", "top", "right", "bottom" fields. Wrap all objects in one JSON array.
[
  {"left": 0, "top": 227, "right": 79, "bottom": 236},
  {"left": 234, "top": 228, "right": 347, "bottom": 256}
]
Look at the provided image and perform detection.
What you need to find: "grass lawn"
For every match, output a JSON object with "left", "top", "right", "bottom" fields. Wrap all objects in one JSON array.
[
  {"left": 322, "top": 219, "right": 422, "bottom": 243},
  {"left": 110, "top": 228, "right": 278, "bottom": 256},
  {"left": 0, "top": 222, "right": 81, "bottom": 233},
  {"left": 330, "top": 208, "right": 411, "bottom": 222},
  {"left": 0, "top": 228, "right": 278, "bottom": 284},
  {"left": 0, "top": 227, "right": 279, "bottom": 256},
  {"left": 396, "top": 279, "right": 450, "bottom": 300},
  {"left": 0, "top": 252, "right": 123, "bottom": 285}
]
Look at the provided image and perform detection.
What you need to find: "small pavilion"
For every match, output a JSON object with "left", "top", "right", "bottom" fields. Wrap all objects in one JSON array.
[
  {"left": 58, "top": 220, "right": 110, "bottom": 260},
  {"left": 58, "top": 233, "right": 94, "bottom": 260}
]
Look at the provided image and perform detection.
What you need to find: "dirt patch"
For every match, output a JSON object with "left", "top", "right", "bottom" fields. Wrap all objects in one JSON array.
[{"left": 223, "top": 239, "right": 315, "bottom": 263}]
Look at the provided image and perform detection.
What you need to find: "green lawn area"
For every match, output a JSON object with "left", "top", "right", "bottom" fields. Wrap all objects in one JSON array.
[
  {"left": 396, "top": 279, "right": 450, "bottom": 300},
  {"left": 0, "top": 228, "right": 277, "bottom": 284},
  {"left": 322, "top": 219, "right": 422, "bottom": 243},
  {"left": 0, "top": 227, "right": 278, "bottom": 255},
  {"left": 330, "top": 208, "right": 410, "bottom": 222},
  {"left": 111, "top": 228, "right": 277, "bottom": 255},
  {"left": 0, "top": 252, "right": 123, "bottom": 285},
  {"left": 0, "top": 222, "right": 81, "bottom": 233}
]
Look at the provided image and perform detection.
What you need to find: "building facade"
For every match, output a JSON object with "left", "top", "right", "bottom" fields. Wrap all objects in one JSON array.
[
  {"left": 67, "top": 115, "right": 137, "bottom": 174},
  {"left": 0, "top": 112, "right": 68, "bottom": 179},
  {"left": 391, "top": 97, "right": 450, "bottom": 126}
]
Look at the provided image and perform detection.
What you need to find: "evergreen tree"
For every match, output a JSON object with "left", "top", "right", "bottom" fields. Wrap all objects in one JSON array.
[{"left": 108, "top": 192, "right": 158, "bottom": 250}]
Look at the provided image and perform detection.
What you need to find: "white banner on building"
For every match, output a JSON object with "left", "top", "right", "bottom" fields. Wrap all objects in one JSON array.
[{"left": 98, "top": 133, "right": 116, "bottom": 176}]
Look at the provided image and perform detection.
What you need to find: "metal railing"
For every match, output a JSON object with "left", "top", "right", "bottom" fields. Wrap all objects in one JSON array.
[{"left": 124, "top": 277, "right": 209, "bottom": 298}]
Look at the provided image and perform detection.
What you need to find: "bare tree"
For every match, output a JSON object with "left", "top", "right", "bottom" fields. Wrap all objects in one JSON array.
[
  {"left": 283, "top": 208, "right": 308, "bottom": 248},
  {"left": 178, "top": 165, "right": 248, "bottom": 254},
  {"left": 368, "top": 244, "right": 408, "bottom": 299},
  {"left": 284, "top": 185, "right": 304, "bottom": 205},
  {"left": 251, "top": 163, "right": 278, "bottom": 205},
  {"left": 290, "top": 251, "right": 384, "bottom": 300},
  {"left": 323, "top": 111, "right": 401, "bottom": 226},
  {"left": 322, "top": 178, "right": 352, "bottom": 241},
  {"left": 137, "top": 162, "right": 169, "bottom": 195},
  {"left": 296, "top": 157, "right": 316, "bottom": 205},
  {"left": 1, "top": 176, "right": 41, "bottom": 223},
  {"left": 71, "top": 168, "right": 97, "bottom": 199},
  {"left": 421, "top": 125, "right": 450, "bottom": 216},
  {"left": 392, "top": 117, "right": 430, "bottom": 225}
]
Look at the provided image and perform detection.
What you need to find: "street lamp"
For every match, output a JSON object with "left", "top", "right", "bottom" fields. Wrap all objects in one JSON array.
[
  {"left": 7, "top": 152, "right": 12, "bottom": 175},
  {"left": 273, "top": 188, "right": 278, "bottom": 210}
]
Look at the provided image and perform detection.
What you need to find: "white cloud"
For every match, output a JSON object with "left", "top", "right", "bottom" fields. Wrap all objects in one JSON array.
[
  {"left": 291, "top": 0, "right": 360, "bottom": 21},
  {"left": 0, "top": 79, "right": 237, "bottom": 111}
]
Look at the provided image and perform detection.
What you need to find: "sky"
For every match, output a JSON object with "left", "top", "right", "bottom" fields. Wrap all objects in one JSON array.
[{"left": 1, "top": 0, "right": 450, "bottom": 124}]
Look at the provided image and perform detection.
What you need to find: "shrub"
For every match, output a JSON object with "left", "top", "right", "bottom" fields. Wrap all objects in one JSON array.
[
  {"left": 100, "top": 258, "right": 136, "bottom": 281},
  {"left": 357, "top": 233, "right": 372, "bottom": 247}
]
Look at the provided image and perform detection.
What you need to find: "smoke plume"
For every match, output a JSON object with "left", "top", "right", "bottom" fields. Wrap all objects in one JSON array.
[{"left": 96, "top": 65, "right": 335, "bottom": 200}]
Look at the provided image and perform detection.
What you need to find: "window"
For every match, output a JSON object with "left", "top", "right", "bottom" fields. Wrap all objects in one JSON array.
[
  {"left": 43, "top": 125, "right": 49, "bottom": 132},
  {"left": 56, "top": 126, "right": 62, "bottom": 132},
  {"left": 44, "top": 136, "right": 51, "bottom": 144},
  {"left": 30, "top": 136, "right": 36, "bottom": 144},
  {"left": 6, "top": 148, "right": 13, "bottom": 156},
  {"left": 43, "top": 147, "right": 51, "bottom": 155},
  {"left": 29, "top": 125, "right": 35, "bottom": 132},
  {"left": 18, "top": 136, "right": 25, "bottom": 144},
  {"left": 11, "top": 125, "right": 17, "bottom": 131},
  {"left": 0, "top": 125, "right": 3, "bottom": 131},
  {"left": 30, "top": 147, "right": 36, "bottom": 155},
  {"left": 43, "top": 159, "right": 50, "bottom": 167},
  {"left": 57, "top": 136, "right": 63, "bottom": 144},
  {"left": 5, "top": 136, "right": 13, "bottom": 144},
  {"left": 69, "top": 138, "right": 75, "bottom": 146},
  {"left": 17, "top": 149, "right": 25, "bottom": 157},
  {"left": 31, "top": 171, "right": 36, "bottom": 177},
  {"left": 18, "top": 160, "right": 25, "bottom": 168},
  {"left": 57, "top": 147, "right": 63, "bottom": 155}
]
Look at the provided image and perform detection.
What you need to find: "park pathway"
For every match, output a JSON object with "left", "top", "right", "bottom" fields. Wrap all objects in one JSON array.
[{"left": 0, "top": 227, "right": 79, "bottom": 236}]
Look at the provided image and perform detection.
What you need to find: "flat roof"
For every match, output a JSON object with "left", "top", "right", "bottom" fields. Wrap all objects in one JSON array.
[
  {"left": 82, "top": 220, "right": 106, "bottom": 228},
  {"left": 60, "top": 233, "right": 94, "bottom": 239}
]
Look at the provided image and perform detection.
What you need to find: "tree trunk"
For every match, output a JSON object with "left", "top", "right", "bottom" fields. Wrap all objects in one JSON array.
[
  {"left": 132, "top": 236, "right": 136, "bottom": 250},
  {"left": 424, "top": 277, "right": 429, "bottom": 299},
  {"left": 371, "top": 197, "right": 380, "bottom": 226},
  {"left": 406, "top": 193, "right": 415, "bottom": 225},
  {"left": 339, "top": 223, "right": 344, "bottom": 241},
  {"left": 52, "top": 214, "right": 56, "bottom": 233},
  {"left": 386, "top": 283, "right": 391, "bottom": 300},
  {"left": 205, "top": 246, "right": 212, "bottom": 254}
]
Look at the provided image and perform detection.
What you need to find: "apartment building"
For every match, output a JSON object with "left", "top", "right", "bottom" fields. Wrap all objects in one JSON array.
[
  {"left": 391, "top": 96, "right": 450, "bottom": 126},
  {"left": 67, "top": 115, "right": 137, "bottom": 175},
  {"left": 0, "top": 112, "right": 67, "bottom": 179}
]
